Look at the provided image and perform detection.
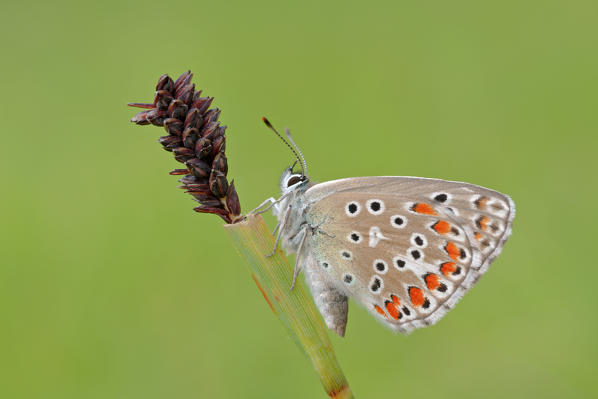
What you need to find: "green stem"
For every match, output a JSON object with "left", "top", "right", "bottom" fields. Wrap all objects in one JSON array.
[{"left": 224, "top": 214, "right": 355, "bottom": 399}]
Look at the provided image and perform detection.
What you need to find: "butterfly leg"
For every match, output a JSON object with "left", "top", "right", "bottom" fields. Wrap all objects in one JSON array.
[
  {"left": 247, "top": 197, "right": 276, "bottom": 215},
  {"left": 272, "top": 221, "right": 280, "bottom": 236},
  {"left": 248, "top": 192, "right": 292, "bottom": 216},
  {"left": 289, "top": 221, "right": 328, "bottom": 290},
  {"left": 266, "top": 203, "right": 292, "bottom": 258},
  {"left": 290, "top": 226, "right": 309, "bottom": 290}
]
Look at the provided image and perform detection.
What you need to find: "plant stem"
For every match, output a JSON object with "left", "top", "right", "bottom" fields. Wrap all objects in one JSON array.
[{"left": 224, "top": 214, "right": 355, "bottom": 398}]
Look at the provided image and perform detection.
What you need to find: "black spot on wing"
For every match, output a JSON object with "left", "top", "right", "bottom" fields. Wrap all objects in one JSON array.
[{"left": 434, "top": 193, "right": 448, "bottom": 203}]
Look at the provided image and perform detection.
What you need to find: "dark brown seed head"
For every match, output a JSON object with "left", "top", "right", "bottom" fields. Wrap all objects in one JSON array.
[
  {"left": 212, "top": 152, "right": 228, "bottom": 175},
  {"left": 155, "top": 90, "right": 173, "bottom": 110},
  {"left": 173, "top": 152, "right": 194, "bottom": 163},
  {"left": 196, "top": 97, "right": 213, "bottom": 114},
  {"left": 186, "top": 188, "right": 213, "bottom": 200},
  {"left": 131, "top": 110, "right": 151, "bottom": 125},
  {"left": 184, "top": 108, "right": 203, "bottom": 130},
  {"left": 209, "top": 170, "right": 229, "bottom": 198},
  {"left": 129, "top": 70, "right": 242, "bottom": 223},
  {"left": 179, "top": 174, "right": 198, "bottom": 185},
  {"left": 210, "top": 109, "right": 221, "bottom": 123},
  {"left": 226, "top": 181, "right": 241, "bottom": 216},
  {"left": 163, "top": 118, "right": 184, "bottom": 136},
  {"left": 177, "top": 84, "right": 195, "bottom": 105},
  {"left": 156, "top": 74, "right": 175, "bottom": 93},
  {"left": 182, "top": 182, "right": 211, "bottom": 193},
  {"left": 195, "top": 137, "right": 212, "bottom": 159},
  {"left": 146, "top": 110, "right": 165, "bottom": 126},
  {"left": 168, "top": 99, "right": 188, "bottom": 120},
  {"left": 203, "top": 108, "right": 221, "bottom": 124},
  {"left": 158, "top": 135, "right": 183, "bottom": 151},
  {"left": 172, "top": 147, "right": 195, "bottom": 157},
  {"left": 211, "top": 135, "right": 225, "bottom": 156},
  {"left": 201, "top": 121, "right": 219, "bottom": 139},
  {"left": 187, "top": 159, "right": 211, "bottom": 179},
  {"left": 169, "top": 169, "right": 189, "bottom": 175},
  {"left": 174, "top": 155, "right": 192, "bottom": 163},
  {"left": 164, "top": 142, "right": 182, "bottom": 152},
  {"left": 194, "top": 198, "right": 222, "bottom": 208},
  {"left": 182, "top": 127, "right": 199, "bottom": 148},
  {"left": 193, "top": 205, "right": 230, "bottom": 222},
  {"left": 174, "top": 71, "right": 193, "bottom": 96}
]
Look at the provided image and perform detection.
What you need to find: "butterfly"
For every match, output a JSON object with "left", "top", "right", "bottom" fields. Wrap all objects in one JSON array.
[{"left": 252, "top": 118, "right": 515, "bottom": 336}]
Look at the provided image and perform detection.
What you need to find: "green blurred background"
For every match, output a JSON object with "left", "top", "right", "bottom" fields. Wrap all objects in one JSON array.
[{"left": 1, "top": 0, "right": 597, "bottom": 398}]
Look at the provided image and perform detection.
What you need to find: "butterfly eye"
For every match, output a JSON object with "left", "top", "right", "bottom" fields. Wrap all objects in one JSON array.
[{"left": 286, "top": 174, "right": 303, "bottom": 187}]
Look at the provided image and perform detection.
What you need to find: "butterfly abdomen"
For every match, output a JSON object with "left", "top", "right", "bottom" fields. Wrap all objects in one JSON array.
[{"left": 303, "top": 253, "right": 349, "bottom": 337}]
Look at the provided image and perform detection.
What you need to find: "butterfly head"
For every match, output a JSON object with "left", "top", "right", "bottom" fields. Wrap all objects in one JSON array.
[{"left": 280, "top": 165, "right": 309, "bottom": 195}]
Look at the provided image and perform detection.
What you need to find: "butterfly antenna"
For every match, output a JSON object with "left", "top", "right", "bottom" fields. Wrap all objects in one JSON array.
[
  {"left": 284, "top": 127, "right": 307, "bottom": 178},
  {"left": 262, "top": 117, "right": 306, "bottom": 177}
]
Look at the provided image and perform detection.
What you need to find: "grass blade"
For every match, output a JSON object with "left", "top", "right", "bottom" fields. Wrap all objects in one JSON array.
[{"left": 224, "top": 214, "right": 355, "bottom": 398}]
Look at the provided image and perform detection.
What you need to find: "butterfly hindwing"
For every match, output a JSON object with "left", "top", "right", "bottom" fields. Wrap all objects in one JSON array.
[{"left": 301, "top": 177, "right": 515, "bottom": 334}]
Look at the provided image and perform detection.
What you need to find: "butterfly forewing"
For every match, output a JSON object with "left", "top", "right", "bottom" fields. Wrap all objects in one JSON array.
[{"left": 302, "top": 177, "right": 515, "bottom": 333}]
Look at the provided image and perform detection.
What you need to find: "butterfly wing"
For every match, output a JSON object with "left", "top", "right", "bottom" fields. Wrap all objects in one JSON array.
[{"left": 302, "top": 177, "right": 515, "bottom": 334}]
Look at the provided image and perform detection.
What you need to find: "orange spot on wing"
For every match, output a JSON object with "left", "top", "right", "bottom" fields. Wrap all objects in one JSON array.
[
  {"left": 478, "top": 216, "right": 490, "bottom": 231},
  {"left": 474, "top": 232, "right": 483, "bottom": 240},
  {"left": 440, "top": 262, "right": 457, "bottom": 276},
  {"left": 412, "top": 203, "right": 437, "bottom": 215},
  {"left": 385, "top": 301, "right": 401, "bottom": 320},
  {"left": 425, "top": 273, "right": 440, "bottom": 290},
  {"left": 409, "top": 287, "right": 425, "bottom": 307},
  {"left": 445, "top": 242, "right": 460, "bottom": 260},
  {"left": 374, "top": 305, "right": 387, "bottom": 318},
  {"left": 475, "top": 196, "right": 490, "bottom": 210},
  {"left": 432, "top": 220, "right": 451, "bottom": 234},
  {"left": 391, "top": 294, "right": 400, "bottom": 306}
]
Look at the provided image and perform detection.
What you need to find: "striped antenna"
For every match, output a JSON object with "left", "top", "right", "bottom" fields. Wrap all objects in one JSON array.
[{"left": 262, "top": 117, "right": 307, "bottom": 178}]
